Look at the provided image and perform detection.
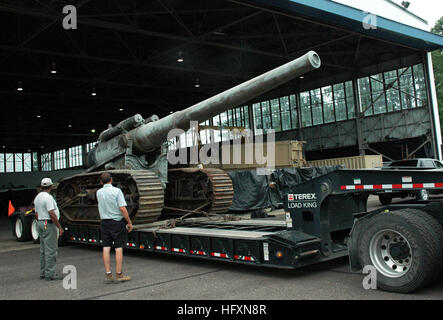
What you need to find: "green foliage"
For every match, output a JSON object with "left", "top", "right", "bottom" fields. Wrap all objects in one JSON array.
[{"left": 431, "top": 17, "right": 443, "bottom": 135}]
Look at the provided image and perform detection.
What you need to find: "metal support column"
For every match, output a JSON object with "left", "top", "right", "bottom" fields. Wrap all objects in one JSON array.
[
  {"left": 424, "top": 52, "right": 442, "bottom": 160},
  {"left": 352, "top": 78, "right": 365, "bottom": 156}
]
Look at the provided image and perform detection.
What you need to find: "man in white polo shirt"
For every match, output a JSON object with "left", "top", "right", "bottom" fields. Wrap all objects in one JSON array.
[
  {"left": 34, "top": 177, "right": 64, "bottom": 281},
  {"left": 96, "top": 172, "right": 133, "bottom": 283}
]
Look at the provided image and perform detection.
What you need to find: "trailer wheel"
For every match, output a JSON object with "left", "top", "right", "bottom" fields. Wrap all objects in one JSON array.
[
  {"left": 400, "top": 209, "right": 443, "bottom": 281},
  {"left": 14, "top": 215, "right": 32, "bottom": 242},
  {"left": 358, "top": 210, "right": 442, "bottom": 293},
  {"left": 31, "top": 217, "right": 40, "bottom": 244},
  {"left": 378, "top": 194, "right": 392, "bottom": 205},
  {"left": 416, "top": 189, "right": 429, "bottom": 201}
]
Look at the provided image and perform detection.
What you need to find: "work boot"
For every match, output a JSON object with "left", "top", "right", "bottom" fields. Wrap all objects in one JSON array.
[
  {"left": 104, "top": 273, "right": 114, "bottom": 284},
  {"left": 45, "top": 273, "right": 64, "bottom": 281},
  {"left": 115, "top": 272, "right": 131, "bottom": 282}
]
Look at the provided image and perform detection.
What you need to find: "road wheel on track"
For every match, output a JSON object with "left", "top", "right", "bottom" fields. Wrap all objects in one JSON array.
[
  {"left": 378, "top": 194, "right": 392, "bottom": 205},
  {"left": 14, "top": 215, "right": 32, "bottom": 242},
  {"left": 31, "top": 217, "right": 40, "bottom": 244},
  {"left": 358, "top": 209, "right": 443, "bottom": 293}
]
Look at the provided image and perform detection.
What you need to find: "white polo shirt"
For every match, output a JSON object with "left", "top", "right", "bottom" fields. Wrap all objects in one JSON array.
[
  {"left": 34, "top": 191, "right": 60, "bottom": 220},
  {"left": 96, "top": 184, "right": 127, "bottom": 221}
]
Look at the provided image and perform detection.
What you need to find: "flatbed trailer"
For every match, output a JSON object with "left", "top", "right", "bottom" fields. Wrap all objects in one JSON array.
[{"left": 9, "top": 168, "right": 443, "bottom": 293}]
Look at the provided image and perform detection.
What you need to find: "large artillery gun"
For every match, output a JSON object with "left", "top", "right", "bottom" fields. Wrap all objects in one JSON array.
[{"left": 57, "top": 51, "right": 321, "bottom": 226}]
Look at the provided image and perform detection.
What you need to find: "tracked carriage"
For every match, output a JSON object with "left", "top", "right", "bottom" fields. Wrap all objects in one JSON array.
[{"left": 56, "top": 51, "right": 321, "bottom": 227}]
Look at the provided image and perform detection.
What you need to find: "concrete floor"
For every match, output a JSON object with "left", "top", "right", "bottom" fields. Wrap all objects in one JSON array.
[{"left": 1, "top": 195, "right": 442, "bottom": 300}]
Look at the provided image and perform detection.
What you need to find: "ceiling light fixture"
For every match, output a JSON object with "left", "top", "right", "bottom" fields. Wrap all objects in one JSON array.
[
  {"left": 91, "top": 129, "right": 96, "bottom": 133},
  {"left": 68, "top": 124, "right": 72, "bottom": 128},
  {"left": 299, "top": 76, "right": 304, "bottom": 79},
  {"left": 36, "top": 114, "right": 42, "bottom": 119},
  {"left": 91, "top": 87, "right": 97, "bottom": 96},
  {"left": 17, "top": 81, "right": 23, "bottom": 91},
  {"left": 194, "top": 78, "right": 200, "bottom": 88},
  {"left": 50, "top": 62, "right": 57, "bottom": 74},
  {"left": 177, "top": 51, "right": 184, "bottom": 63}
]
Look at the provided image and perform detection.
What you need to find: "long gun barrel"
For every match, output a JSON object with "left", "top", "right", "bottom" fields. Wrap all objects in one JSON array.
[
  {"left": 88, "top": 51, "right": 321, "bottom": 169},
  {"left": 128, "top": 51, "right": 321, "bottom": 152}
]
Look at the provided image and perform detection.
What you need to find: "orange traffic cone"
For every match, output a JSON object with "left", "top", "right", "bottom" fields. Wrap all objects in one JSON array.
[{"left": 8, "top": 200, "right": 15, "bottom": 217}]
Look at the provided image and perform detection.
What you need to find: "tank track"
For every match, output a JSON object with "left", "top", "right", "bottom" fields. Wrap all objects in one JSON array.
[
  {"left": 57, "top": 168, "right": 233, "bottom": 227},
  {"left": 57, "top": 170, "right": 164, "bottom": 227},
  {"left": 164, "top": 168, "right": 234, "bottom": 216}
]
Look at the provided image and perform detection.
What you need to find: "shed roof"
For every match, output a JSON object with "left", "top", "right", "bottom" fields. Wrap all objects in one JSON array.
[{"left": 252, "top": 0, "right": 443, "bottom": 51}]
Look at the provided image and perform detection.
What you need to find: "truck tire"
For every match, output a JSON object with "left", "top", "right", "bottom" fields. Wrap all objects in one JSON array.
[
  {"left": 14, "top": 215, "right": 32, "bottom": 242},
  {"left": 416, "top": 189, "right": 429, "bottom": 201},
  {"left": 378, "top": 194, "right": 392, "bottom": 205},
  {"left": 31, "top": 217, "right": 40, "bottom": 244},
  {"left": 400, "top": 209, "right": 443, "bottom": 281},
  {"left": 357, "top": 209, "right": 442, "bottom": 293}
]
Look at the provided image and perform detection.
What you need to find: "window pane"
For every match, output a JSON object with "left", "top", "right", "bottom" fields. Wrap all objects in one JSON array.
[
  {"left": 300, "top": 91, "right": 312, "bottom": 127},
  {"left": 261, "top": 101, "right": 271, "bottom": 132},
  {"left": 13, "top": 154, "right": 23, "bottom": 172},
  {"left": 212, "top": 114, "right": 220, "bottom": 126},
  {"left": 280, "top": 96, "right": 291, "bottom": 131},
  {"left": 384, "top": 70, "right": 401, "bottom": 112},
  {"left": 358, "top": 77, "right": 373, "bottom": 116},
  {"left": 5, "top": 153, "right": 14, "bottom": 172},
  {"left": 399, "top": 67, "right": 416, "bottom": 109},
  {"left": 345, "top": 81, "right": 355, "bottom": 119},
  {"left": 32, "top": 152, "right": 39, "bottom": 171},
  {"left": 371, "top": 74, "right": 387, "bottom": 114},
  {"left": 413, "top": 64, "right": 428, "bottom": 108},
  {"left": 243, "top": 106, "right": 250, "bottom": 128},
  {"left": 23, "top": 153, "right": 32, "bottom": 172},
  {"left": 86, "top": 142, "right": 97, "bottom": 152},
  {"left": 333, "top": 83, "right": 347, "bottom": 121},
  {"left": 270, "top": 99, "right": 282, "bottom": 132},
  {"left": 322, "top": 86, "right": 334, "bottom": 123},
  {"left": 253, "top": 103, "right": 262, "bottom": 131},
  {"left": 0, "top": 153, "right": 4, "bottom": 173},
  {"left": 41, "top": 153, "right": 52, "bottom": 171},
  {"left": 289, "top": 94, "right": 298, "bottom": 129},
  {"left": 54, "top": 149, "right": 66, "bottom": 170},
  {"left": 219, "top": 112, "right": 228, "bottom": 127},
  {"left": 311, "top": 88, "right": 323, "bottom": 125},
  {"left": 69, "top": 145, "right": 83, "bottom": 167}
]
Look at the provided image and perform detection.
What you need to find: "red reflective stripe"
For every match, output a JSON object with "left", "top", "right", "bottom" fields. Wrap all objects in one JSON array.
[
  {"left": 234, "top": 255, "right": 254, "bottom": 261},
  {"left": 211, "top": 252, "right": 228, "bottom": 258},
  {"left": 340, "top": 183, "right": 443, "bottom": 190},
  {"left": 191, "top": 250, "right": 205, "bottom": 255}
]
